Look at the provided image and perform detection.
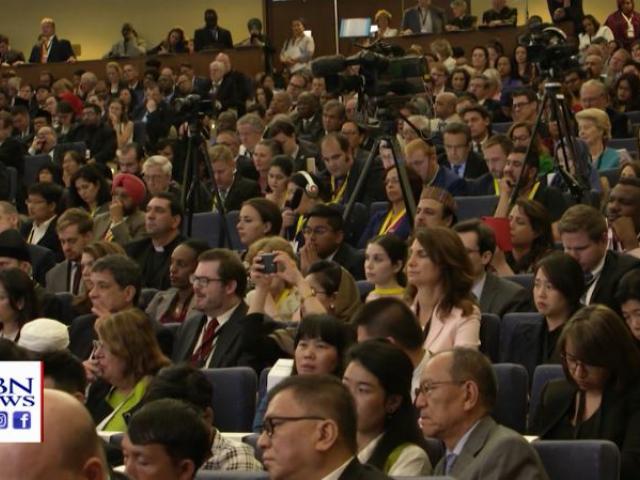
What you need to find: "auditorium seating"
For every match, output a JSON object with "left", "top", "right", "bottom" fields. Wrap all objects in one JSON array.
[
  {"left": 479, "top": 313, "right": 500, "bottom": 363},
  {"left": 53, "top": 141, "right": 87, "bottom": 163},
  {"left": 454, "top": 195, "right": 499, "bottom": 221},
  {"left": 356, "top": 280, "right": 374, "bottom": 301},
  {"left": 505, "top": 273, "right": 534, "bottom": 292},
  {"left": 7, "top": 166, "right": 17, "bottom": 202},
  {"left": 188, "top": 212, "right": 225, "bottom": 247},
  {"left": 492, "top": 363, "right": 528, "bottom": 433},
  {"left": 608, "top": 138, "right": 638, "bottom": 157},
  {"left": 201, "top": 367, "right": 258, "bottom": 432},
  {"left": 225, "top": 210, "right": 243, "bottom": 251},
  {"left": 492, "top": 122, "right": 512, "bottom": 134},
  {"left": 369, "top": 201, "right": 389, "bottom": 218},
  {"left": 599, "top": 168, "right": 620, "bottom": 188},
  {"left": 529, "top": 364, "right": 565, "bottom": 421},
  {"left": 23, "top": 154, "right": 53, "bottom": 187},
  {"left": 499, "top": 312, "right": 543, "bottom": 365},
  {"left": 532, "top": 440, "right": 620, "bottom": 480}
]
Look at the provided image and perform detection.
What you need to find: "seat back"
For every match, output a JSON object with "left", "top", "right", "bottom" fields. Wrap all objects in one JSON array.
[
  {"left": 342, "top": 202, "right": 368, "bottom": 246},
  {"left": 479, "top": 313, "right": 500, "bottom": 363},
  {"left": 529, "top": 364, "right": 565, "bottom": 420},
  {"left": 492, "top": 363, "right": 528, "bottom": 433},
  {"left": 225, "top": 210, "right": 243, "bottom": 251},
  {"left": 356, "top": 280, "right": 374, "bottom": 301},
  {"left": 188, "top": 212, "right": 224, "bottom": 247},
  {"left": 201, "top": 367, "right": 257, "bottom": 432},
  {"left": 492, "top": 122, "right": 513, "bottom": 134},
  {"left": 6, "top": 166, "right": 17, "bottom": 202},
  {"left": 455, "top": 195, "right": 499, "bottom": 221},
  {"left": 532, "top": 440, "right": 620, "bottom": 480},
  {"left": 499, "top": 312, "right": 544, "bottom": 364},
  {"left": 608, "top": 137, "right": 638, "bottom": 156},
  {"left": 139, "top": 288, "right": 159, "bottom": 310},
  {"left": 53, "top": 141, "right": 87, "bottom": 163},
  {"left": 23, "top": 154, "right": 53, "bottom": 187},
  {"left": 505, "top": 273, "right": 534, "bottom": 291},
  {"left": 599, "top": 168, "right": 620, "bottom": 189},
  {"left": 195, "top": 472, "right": 269, "bottom": 480},
  {"left": 369, "top": 201, "right": 389, "bottom": 218},
  {"left": 257, "top": 367, "right": 271, "bottom": 409}
]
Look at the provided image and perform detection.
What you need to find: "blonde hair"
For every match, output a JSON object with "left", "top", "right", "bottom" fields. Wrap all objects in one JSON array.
[
  {"left": 374, "top": 9, "right": 392, "bottom": 22},
  {"left": 575, "top": 107, "right": 612, "bottom": 142},
  {"left": 404, "top": 138, "right": 435, "bottom": 158},
  {"left": 245, "top": 236, "right": 295, "bottom": 266},
  {"left": 95, "top": 308, "right": 170, "bottom": 381}
]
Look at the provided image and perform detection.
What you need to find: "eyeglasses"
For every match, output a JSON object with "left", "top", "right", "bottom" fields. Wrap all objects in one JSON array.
[
  {"left": 189, "top": 275, "right": 224, "bottom": 287},
  {"left": 302, "top": 226, "right": 332, "bottom": 236},
  {"left": 512, "top": 101, "right": 531, "bottom": 109},
  {"left": 262, "top": 416, "right": 326, "bottom": 437},
  {"left": 561, "top": 352, "right": 597, "bottom": 372},
  {"left": 414, "top": 380, "right": 466, "bottom": 398}
]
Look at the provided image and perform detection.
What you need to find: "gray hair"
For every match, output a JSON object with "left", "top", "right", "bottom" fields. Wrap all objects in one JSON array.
[{"left": 142, "top": 155, "right": 172, "bottom": 176}]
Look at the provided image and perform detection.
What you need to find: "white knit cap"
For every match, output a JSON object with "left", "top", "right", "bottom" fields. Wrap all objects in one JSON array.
[{"left": 17, "top": 318, "right": 69, "bottom": 353}]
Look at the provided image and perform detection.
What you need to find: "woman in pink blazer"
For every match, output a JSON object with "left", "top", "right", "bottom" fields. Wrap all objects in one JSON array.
[{"left": 407, "top": 226, "right": 481, "bottom": 355}]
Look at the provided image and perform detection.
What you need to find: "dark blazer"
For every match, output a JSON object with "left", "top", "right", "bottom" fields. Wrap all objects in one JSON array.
[
  {"left": 28, "top": 36, "right": 74, "bottom": 63},
  {"left": 431, "top": 165, "right": 467, "bottom": 196},
  {"left": 401, "top": 6, "right": 446, "bottom": 34},
  {"left": 214, "top": 70, "right": 251, "bottom": 116},
  {"left": 66, "top": 123, "right": 117, "bottom": 164},
  {"left": 145, "top": 287, "right": 198, "bottom": 324},
  {"left": 193, "top": 26, "right": 233, "bottom": 51},
  {"left": 338, "top": 458, "right": 393, "bottom": 479},
  {"left": 29, "top": 243, "right": 56, "bottom": 287},
  {"left": 125, "top": 233, "right": 185, "bottom": 290},
  {"left": 468, "top": 172, "right": 497, "bottom": 196},
  {"left": 479, "top": 272, "right": 530, "bottom": 316},
  {"left": 293, "top": 113, "right": 324, "bottom": 145},
  {"left": 358, "top": 209, "right": 411, "bottom": 249},
  {"left": 435, "top": 416, "right": 548, "bottom": 479},
  {"left": 292, "top": 140, "right": 321, "bottom": 173},
  {"left": 45, "top": 259, "right": 80, "bottom": 294},
  {"left": 607, "top": 107, "right": 632, "bottom": 139},
  {"left": 590, "top": 251, "right": 640, "bottom": 313},
  {"left": 172, "top": 302, "right": 263, "bottom": 373},
  {"left": 235, "top": 152, "right": 259, "bottom": 181},
  {"left": 320, "top": 156, "right": 385, "bottom": 208},
  {"left": 21, "top": 218, "right": 63, "bottom": 261},
  {"left": 332, "top": 242, "right": 366, "bottom": 281},
  {"left": 530, "top": 379, "right": 640, "bottom": 480},
  {"left": 439, "top": 150, "right": 488, "bottom": 180},
  {"left": 0, "top": 48, "right": 25, "bottom": 65},
  {"left": 502, "top": 315, "right": 552, "bottom": 380},
  {"left": 199, "top": 174, "right": 262, "bottom": 213}
]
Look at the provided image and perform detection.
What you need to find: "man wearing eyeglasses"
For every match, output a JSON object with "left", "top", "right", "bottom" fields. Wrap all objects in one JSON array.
[
  {"left": 258, "top": 375, "right": 392, "bottom": 480},
  {"left": 172, "top": 248, "right": 262, "bottom": 372},
  {"left": 416, "top": 348, "right": 548, "bottom": 479}
]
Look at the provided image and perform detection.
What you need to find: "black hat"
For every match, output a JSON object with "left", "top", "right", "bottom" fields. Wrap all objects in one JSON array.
[{"left": 0, "top": 229, "right": 31, "bottom": 263}]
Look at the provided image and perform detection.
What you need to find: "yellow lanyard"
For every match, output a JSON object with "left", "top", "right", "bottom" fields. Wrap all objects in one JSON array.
[
  {"left": 372, "top": 286, "right": 405, "bottom": 296},
  {"left": 493, "top": 178, "right": 500, "bottom": 196},
  {"left": 378, "top": 209, "right": 406, "bottom": 235},
  {"left": 295, "top": 215, "right": 305, "bottom": 237},
  {"left": 330, "top": 172, "right": 350, "bottom": 203},
  {"left": 527, "top": 181, "right": 541, "bottom": 200},
  {"left": 275, "top": 288, "right": 292, "bottom": 308}
]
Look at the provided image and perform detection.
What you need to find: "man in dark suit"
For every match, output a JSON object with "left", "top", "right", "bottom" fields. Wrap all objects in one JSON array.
[
  {"left": 28, "top": 17, "right": 75, "bottom": 63},
  {"left": 319, "top": 133, "right": 384, "bottom": 208},
  {"left": 21, "top": 182, "right": 64, "bottom": 260},
  {"left": 45, "top": 208, "right": 93, "bottom": 295},
  {"left": 559, "top": 204, "right": 640, "bottom": 313},
  {"left": 266, "top": 117, "right": 320, "bottom": 173},
  {"left": 468, "top": 135, "right": 512, "bottom": 196},
  {"left": 455, "top": 220, "right": 530, "bottom": 315},
  {"left": 66, "top": 103, "right": 117, "bottom": 165},
  {"left": 481, "top": 0, "right": 518, "bottom": 26},
  {"left": 417, "top": 348, "right": 549, "bottom": 479},
  {"left": 211, "top": 53, "right": 251, "bottom": 117},
  {"left": 126, "top": 193, "right": 185, "bottom": 290},
  {"left": 300, "top": 204, "right": 365, "bottom": 280},
  {"left": 10, "top": 105, "right": 34, "bottom": 149},
  {"left": 292, "top": 92, "right": 324, "bottom": 144},
  {"left": 197, "top": 144, "right": 261, "bottom": 213},
  {"left": 258, "top": 375, "right": 393, "bottom": 480},
  {"left": 193, "top": 9, "right": 233, "bottom": 51},
  {"left": 235, "top": 113, "right": 265, "bottom": 180},
  {"left": 401, "top": 0, "right": 446, "bottom": 34},
  {"left": 439, "top": 123, "right": 488, "bottom": 181},
  {"left": 580, "top": 79, "right": 632, "bottom": 139},
  {"left": 69, "top": 254, "right": 171, "bottom": 359},
  {"left": 172, "top": 248, "right": 262, "bottom": 372},
  {"left": 0, "top": 110, "right": 24, "bottom": 177},
  {"left": 405, "top": 138, "right": 467, "bottom": 196},
  {"left": 0, "top": 35, "right": 24, "bottom": 65}
]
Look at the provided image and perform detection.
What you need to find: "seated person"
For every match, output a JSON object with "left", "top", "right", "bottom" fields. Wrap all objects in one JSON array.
[
  {"left": 446, "top": 0, "right": 477, "bottom": 31},
  {"left": 407, "top": 227, "right": 481, "bottom": 353},
  {"left": 343, "top": 340, "right": 431, "bottom": 475},
  {"left": 85, "top": 308, "right": 170, "bottom": 432},
  {"left": 494, "top": 199, "right": 555, "bottom": 275},
  {"left": 454, "top": 219, "right": 530, "bottom": 316},
  {"left": 69, "top": 165, "right": 112, "bottom": 218},
  {"left": 439, "top": 122, "right": 489, "bottom": 180},
  {"left": 28, "top": 17, "right": 75, "bottom": 63},
  {"left": 358, "top": 166, "right": 421, "bottom": 247},
  {"left": 530, "top": 305, "right": 640, "bottom": 480},
  {"left": 237, "top": 198, "right": 282, "bottom": 252},
  {"left": 142, "top": 364, "right": 264, "bottom": 471},
  {"left": 41, "top": 349, "right": 87, "bottom": 402},
  {"left": 364, "top": 234, "right": 407, "bottom": 302},
  {"left": 575, "top": 108, "right": 621, "bottom": 171},
  {"left": 617, "top": 269, "right": 640, "bottom": 344},
  {"left": 414, "top": 186, "right": 457, "bottom": 230},
  {"left": 401, "top": 0, "right": 446, "bottom": 35},
  {"left": 123, "top": 399, "right": 211, "bottom": 479},
  {"left": 468, "top": 134, "right": 513, "bottom": 196},
  {"left": 145, "top": 239, "right": 209, "bottom": 324},
  {"left": 418, "top": 348, "right": 548, "bottom": 477},
  {"left": 482, "top": 0, "right": 517, "bottom": 27},
  {"left": 299, "top": 204, "right": 365, "bottom": 280},
  {"left": 0, "top": 268, "right": 39, "bottom": 343},
  {"left": 404, "top": 138, "right": 466, "bottom": 196},
  {"left": 503, "top": 252, "right": 585, "bottom": 378},
  {"left": 21, "top": 182, "right": 64, "bottom": 260}
]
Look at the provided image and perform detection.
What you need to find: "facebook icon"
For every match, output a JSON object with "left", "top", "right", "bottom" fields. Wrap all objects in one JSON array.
[{"left": 13, "top": 412, "right": 31, "bottom": 430}]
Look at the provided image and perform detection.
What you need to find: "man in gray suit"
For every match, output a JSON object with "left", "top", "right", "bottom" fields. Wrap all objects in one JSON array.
[
  {"left": 455, "top": 219, "right": 530, "bottom": 316},
  {"left": 46, "top": 208, "right": 93, "bottom": 294},
  {"left": 401, "top": 0, "right": 446, "bottom": 34},
  {"left": 416, "top": 348, "right": 548, "bottom": 479}
]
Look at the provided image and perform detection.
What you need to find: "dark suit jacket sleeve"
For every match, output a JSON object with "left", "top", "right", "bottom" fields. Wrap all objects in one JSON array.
[
  {"left": 92, "top": 127, "right": 117, "bottom": 164},
  {"left": 221, "top": 29, "right": 233, "bottom": 49},
  {"left": 28, "top": 45, "right": 39, "bottom": 63},
  {"left": 193, "top": 29, "right": 205, "bottom": 52}
]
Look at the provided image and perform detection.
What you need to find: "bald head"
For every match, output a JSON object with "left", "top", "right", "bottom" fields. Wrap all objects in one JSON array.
[
  {"left": 0, "top": 389, "right": 106, "bottom": 480},
  {"left": 435, "top": 92, "right": 458, "bottom": 119},
  {"left": 215, "top": 52, "right": 231, "bottom": 73},
  {"left": 580, "top": 79, "right": 608, "bottom": 110}
]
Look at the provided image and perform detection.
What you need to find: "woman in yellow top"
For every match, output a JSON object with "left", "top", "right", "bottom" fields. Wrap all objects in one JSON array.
[
  {"left": 364, "top": 234, "right": 407, "bottom": 303},
  {"left": 85, "top": 308, "right": 170, "bottom": 432}
]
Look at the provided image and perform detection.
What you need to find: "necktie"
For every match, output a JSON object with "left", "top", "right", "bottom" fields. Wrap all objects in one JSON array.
[
  {"left": 71, "top": 262, "right": 82, "bottom": 295},
  {"left": 444, "top": 452, "right": 458, "bottom": 475},
  {"left": 191, "top": 317, "right": 219, "bottom": 367},
  {"left": 453, "top": 164, "right": 462, "bottom": 177},
  {"left": 584, "top": 271, "right": 595, "bottom": 287},
  {"left": 104, "top": 225, "right": 114, "bottom": 242},
  {"left": 27, "top": 227, "right": 36, "bottom": 244}
]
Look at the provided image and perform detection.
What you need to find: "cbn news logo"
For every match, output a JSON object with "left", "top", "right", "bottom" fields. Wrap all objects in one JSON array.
[{"left": 0, "top": 362, "right": 42, "bottom": 442}]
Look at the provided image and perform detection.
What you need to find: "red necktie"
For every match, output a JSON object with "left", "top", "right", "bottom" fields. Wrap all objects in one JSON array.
[{"left": 190, "top": 317, "right": 219, "bottom": 367}]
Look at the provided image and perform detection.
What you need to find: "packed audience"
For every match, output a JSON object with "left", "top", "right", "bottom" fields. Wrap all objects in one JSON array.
[{"left": 3, "top": 2, "right": 640, "bottom": 480}]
